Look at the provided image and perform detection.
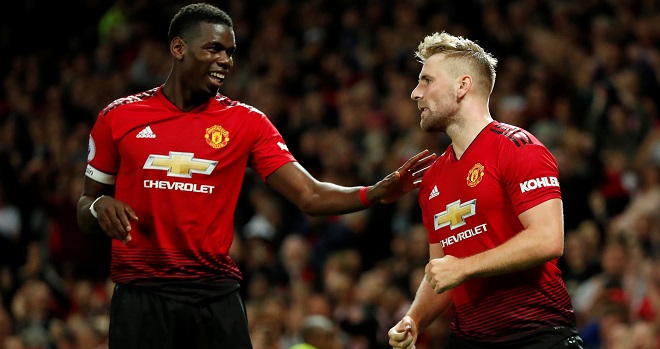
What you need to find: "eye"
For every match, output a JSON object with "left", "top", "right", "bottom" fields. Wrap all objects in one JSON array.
[
  {"left": 419, "top": 77, "right": 431, "bottom": 85},
  {"left": 208, "top": 44, "right": 235, "bottom": 58}
]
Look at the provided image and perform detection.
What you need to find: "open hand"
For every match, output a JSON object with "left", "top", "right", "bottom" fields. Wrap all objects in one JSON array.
[{"left": 372, "top": 149, "right": 436, "bottom": 204}]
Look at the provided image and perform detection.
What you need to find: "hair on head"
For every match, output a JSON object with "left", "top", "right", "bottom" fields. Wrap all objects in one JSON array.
[
  {"left": 415, "top": 31, "right": 498, "bottom": 93},
  {"left": 168, "top": 3, "right": 233, "bottom": 42}
]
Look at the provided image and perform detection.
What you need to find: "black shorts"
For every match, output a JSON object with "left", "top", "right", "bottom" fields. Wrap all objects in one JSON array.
[
  {"left": 109, "top": 283, "right": 253, "bottom": 349},
  {"left": 446, "top": 327, "right": 584, "bottom": 349}
]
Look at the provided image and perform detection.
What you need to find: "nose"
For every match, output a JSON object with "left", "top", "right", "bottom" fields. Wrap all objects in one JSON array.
[
  {"left": 217, "top": 51, "right": 233, "bottom": 66},
  {"left": 411, "top": 84, "right": 421, "bottom": 100}
]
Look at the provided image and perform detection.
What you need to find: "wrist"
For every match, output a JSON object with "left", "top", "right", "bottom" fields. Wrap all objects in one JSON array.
[
  {"left": 89, "top": 195, "right": 105, "bottom": 219},
  {"left": 359, "top": 186, "right": 374, "bottom": 207},
  {"left": 403, "top": 313, "right": 419, "bottom": 331}
]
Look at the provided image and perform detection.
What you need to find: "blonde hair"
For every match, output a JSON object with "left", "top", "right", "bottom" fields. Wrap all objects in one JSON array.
[{"left": 415, "top": 31, "right": 498, "bottom": 94}]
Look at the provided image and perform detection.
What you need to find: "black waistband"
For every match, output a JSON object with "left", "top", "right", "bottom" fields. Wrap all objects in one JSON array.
[{"left": 120, "top": 279, "right": 240, "bottom": 304}]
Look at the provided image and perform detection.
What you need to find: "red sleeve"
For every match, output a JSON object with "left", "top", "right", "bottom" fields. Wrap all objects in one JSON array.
[
  {"left": 248, "top": 112, "right": 297, "bottom": 181},
  {"left": 503, "top": 143, "right": 561, "bottom": 215},
  {"left": 87, "top": 111, "right": 120, "bottom": 183}
]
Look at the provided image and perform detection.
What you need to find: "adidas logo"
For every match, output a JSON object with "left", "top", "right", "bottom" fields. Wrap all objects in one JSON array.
[
  {"left": 429, "top": 185, "right": 439, "bottom": 200},
  {"left": 136, "top": 126, "right": 156, "bottom": 138}
]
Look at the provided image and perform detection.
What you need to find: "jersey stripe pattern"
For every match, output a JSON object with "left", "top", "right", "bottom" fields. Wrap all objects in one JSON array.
[
  {"left": 110, "top": 248, "right": 241, "bottom": 284},
  {"left": 452, "top": 278, "right": 575, "bottom": 341}
]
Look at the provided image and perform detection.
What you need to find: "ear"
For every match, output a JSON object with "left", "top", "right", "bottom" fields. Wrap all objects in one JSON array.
[
  {"left": 457, "top": 75, "right": 472, "bottom": 99},
  {"left": 170, "top": 37, "right": 185, "bottom": 61}
]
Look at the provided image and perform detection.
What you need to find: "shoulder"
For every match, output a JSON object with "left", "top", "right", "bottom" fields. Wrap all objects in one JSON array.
[
  {"left": 212, "top": 94, "right": 267, "bottom": 117},
  {"left": 484, "top": 122, "right": 558, "bottom": 175},
  {"left": 211, "top": 95, "right": 276, "bottom": 132},
  {"left": 100, "top": 87, "right": 159, "bottom": 117},
  {"left": 486, "top": 121, "right": 543, "bottom": 149}
]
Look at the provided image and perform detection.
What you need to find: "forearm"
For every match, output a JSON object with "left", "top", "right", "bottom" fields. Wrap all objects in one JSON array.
[
  {"left": 295, "top": 182, "right": 372, "bottom": 216},
  {"left": 462, "top": 227, "right": 563, "bottom": 280},
  {"left": 459, "top": 199, "right": 565, "bottom": 280},
  {"left": 266, "top": 163, "right": 372, "bottom": 216},
  {"left": 407, "top": 280, "right": 453, "bottom": 331},
  {"left": 268, "top": 151, "right": 434, "bottom": 216},
  {"left": 76, "top": 195, "right": 103, "bottom": 233}
]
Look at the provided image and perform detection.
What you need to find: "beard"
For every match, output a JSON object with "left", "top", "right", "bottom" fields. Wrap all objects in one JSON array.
[{"left": 420, "top": 98, "right": 460, "bottom": 133}]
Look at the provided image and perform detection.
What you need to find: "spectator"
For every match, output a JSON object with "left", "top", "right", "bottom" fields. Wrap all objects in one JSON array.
[
  {"left": 290, "top": 315, "right": 342, "bottom": 349},
  {"left": 0, "top": 1, "right": 659, "bottom": 347}
]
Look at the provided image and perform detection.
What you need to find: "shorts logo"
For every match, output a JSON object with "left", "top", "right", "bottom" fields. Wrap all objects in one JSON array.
[
  {"left": 205, "top": 125, "right": 230, "bottom": 149},
  {"left": 466, "top": 163, "right": 485, "bottom": 188}
]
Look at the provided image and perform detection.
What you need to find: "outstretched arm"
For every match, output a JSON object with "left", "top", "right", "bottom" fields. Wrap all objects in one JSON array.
[{"left": 266, "top": 149, "right": 436, "bottom": 216}]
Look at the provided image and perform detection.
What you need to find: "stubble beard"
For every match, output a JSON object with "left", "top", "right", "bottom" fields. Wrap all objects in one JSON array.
[
  {"left": 419, "top": 88, "right": 460, "bottom": 133},
  {"left": 420, "top": 105, "right": 458, "bottom": 133}
]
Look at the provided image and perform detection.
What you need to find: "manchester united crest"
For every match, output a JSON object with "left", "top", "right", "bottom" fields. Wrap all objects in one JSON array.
[
  {"left": 205, "top": 125, "right": 230, "bottom": 149},
  {"left": 466, "top": 163, "right": 485, "bottom": 188}
]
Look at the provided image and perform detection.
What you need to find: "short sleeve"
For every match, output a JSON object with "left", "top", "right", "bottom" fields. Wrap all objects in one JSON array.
[
  {"left": 503, "top": 143, "right": 561, "bottom": 215},
  {"left": 87, "top": 112, "right": 120, "bottom": 183},
  {"left": 248, "top": 112, "right": 297, "bottom": 181}
]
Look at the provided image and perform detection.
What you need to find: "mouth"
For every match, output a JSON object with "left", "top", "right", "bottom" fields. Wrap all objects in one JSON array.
[{"left": 209, "top": 71, "right": 226, "bottom": 85}]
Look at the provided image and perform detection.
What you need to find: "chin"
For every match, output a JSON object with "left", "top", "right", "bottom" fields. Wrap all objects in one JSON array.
[
  {"left": 203, "top": 84, "right": 221, "bottom": 95},
  {"left": 421, "top": 122, "right": 445, "bottom": 133},
  {"left": 420, "top": 119, "right": 434, "bottom": 132}
]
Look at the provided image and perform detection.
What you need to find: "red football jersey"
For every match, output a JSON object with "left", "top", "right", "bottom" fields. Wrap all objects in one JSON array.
[
  {"left": 418, "top": 121, "right": 575, "bottom": 342},
  {"left": 86, "top": 87, "right": 296, "bottom": 284}
]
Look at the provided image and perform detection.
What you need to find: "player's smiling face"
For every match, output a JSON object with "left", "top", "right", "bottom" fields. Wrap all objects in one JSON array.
[{"left": 183, "top": 22, "right": 236, "bottom": 95}]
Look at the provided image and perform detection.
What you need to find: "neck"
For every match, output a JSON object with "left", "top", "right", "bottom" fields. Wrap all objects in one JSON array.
[
  {"left": 162, "top": 75, "right": 216, "bottom": 112},
  {"left": 446, "top": 108, "right": 493, "bottom": 160}
]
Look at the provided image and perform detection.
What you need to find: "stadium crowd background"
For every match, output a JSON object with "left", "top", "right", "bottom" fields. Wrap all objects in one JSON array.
[{"left": 0, "top": 0, "right": 659, "bottom": 348}]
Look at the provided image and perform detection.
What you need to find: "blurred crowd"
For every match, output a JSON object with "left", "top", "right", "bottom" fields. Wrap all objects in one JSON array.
[{"left": 0, "top": 0, "right": 659, "bottom": 348}]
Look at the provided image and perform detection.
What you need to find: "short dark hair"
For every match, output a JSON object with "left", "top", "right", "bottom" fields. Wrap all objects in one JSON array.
[{"left": 168, "top": 3, "right": 233, "bottom": 42}]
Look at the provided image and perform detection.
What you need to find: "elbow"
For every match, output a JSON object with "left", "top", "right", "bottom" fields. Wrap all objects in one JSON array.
[
  {"left": 76, "top": 213, "right": 94, "bottom": 234},
  {"left": 550, "top": 246, "right": 563, "bottom": 260},
  {"left": 531, "top": 231, "right": 564, "bottom": 262},
  {"left": 76, "top": 214, "right": 84, "bottom": 231},
  {"left": 76, "top": 206, "right": 87, "bottom": 231},
  {"left": 546, "top": 237, "right": 564, "bottom": 261},
  {"left": 304, "top": 211, "right": 324, "bottom": 217},
  {"left": 76, "top": 202, "right": 97, "bottom": 234},
  {"left": 296, "top": 196, "right": 321, "bottom": 217}
]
